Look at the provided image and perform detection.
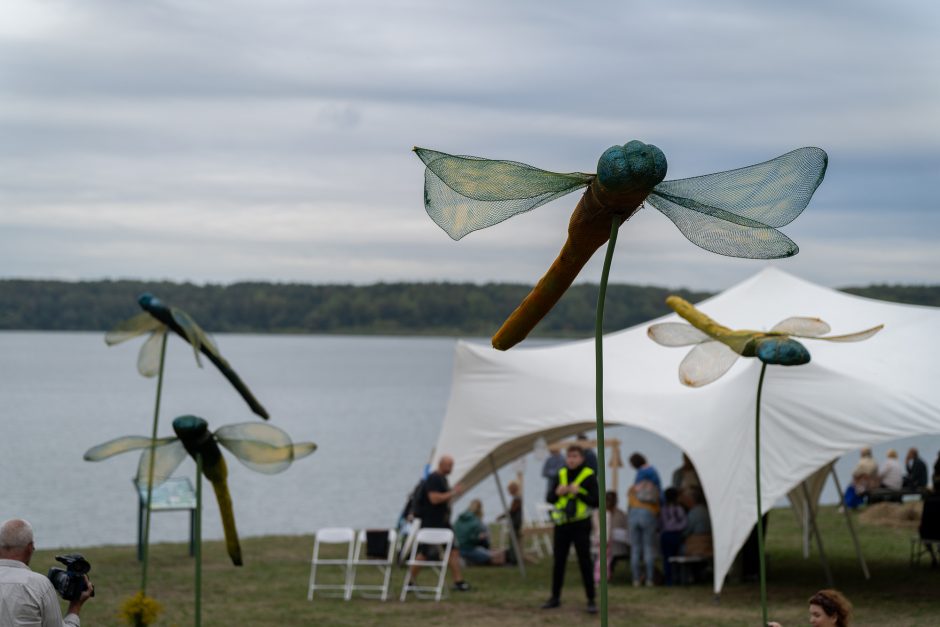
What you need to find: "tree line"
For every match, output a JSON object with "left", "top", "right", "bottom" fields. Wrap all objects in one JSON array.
[{"left": 0, "top": 279, "right": 936, "bottom": 337}]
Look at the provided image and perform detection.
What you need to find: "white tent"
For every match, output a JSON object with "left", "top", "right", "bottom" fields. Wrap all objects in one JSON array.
[{"left": 432, "top": 267, "right": 940, "bottom": 593}]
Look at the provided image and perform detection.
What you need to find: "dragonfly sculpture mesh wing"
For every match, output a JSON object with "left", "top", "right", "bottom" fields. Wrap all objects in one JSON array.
[
  {"left": 137, "top": 329, "right": 168, "bottom": 377},
  {"left": 136, "top": 440, "right": 188, "bottom": 488},
  {"left": 679, "top": 341, "right": 741, "bottom": 388},
  {"left": 415, "top": 147, "right": 593, "bottom": 240},
  {"left": 215, "top": 423, "right": 318, "bottom": 474},
  {"left": 84, "top": 436, "right": 187, "bottom": 488},
  {"left": 646, "top": 147, "right": 828, "bottom": 258},
  {"left": 646, "top": 322, "right": 710, "bottom": 346},
  {"left": 105, "top": 312, "right": 165, "bottom": 346},
  {"left": 770, "top": 317, "right": 831, "bottom": 336}
]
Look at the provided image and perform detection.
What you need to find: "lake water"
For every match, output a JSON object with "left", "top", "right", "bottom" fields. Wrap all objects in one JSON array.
[{"left": 2, "top": 332, "right": 936, "bottom": 550}]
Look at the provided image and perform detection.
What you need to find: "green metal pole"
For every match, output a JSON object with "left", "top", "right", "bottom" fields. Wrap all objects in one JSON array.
[
  {"left": 755, "top": 362, "right": 768, "bottom": 627},
  {"left": 141, "top": 332, "right": 168, "bottom": 596},
  {"left": 595, "top": 215, "right": 621, "bottom": 627},
  {"left": 195, "top": 452, "right": 202, "bottom": 627}
]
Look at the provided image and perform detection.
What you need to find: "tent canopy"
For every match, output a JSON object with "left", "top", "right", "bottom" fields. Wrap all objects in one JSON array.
[{"left": 432, "top": 267, "right": 940, "bottom": 592}]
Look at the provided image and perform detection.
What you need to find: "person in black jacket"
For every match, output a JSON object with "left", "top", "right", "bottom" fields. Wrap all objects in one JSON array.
[
  {"left": 904, "top": 447, "right": 928, "bottom": 489},
  {"left": 541, "top": 445, "right": 600, "bottom": 614}
]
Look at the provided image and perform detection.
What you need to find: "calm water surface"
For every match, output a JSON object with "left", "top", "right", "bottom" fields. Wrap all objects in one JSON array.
[{"left": 2, "top": 332, "right": 935, "bottom": 550}]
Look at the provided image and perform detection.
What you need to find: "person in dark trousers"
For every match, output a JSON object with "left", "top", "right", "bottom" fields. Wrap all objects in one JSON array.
[{"left": 542, "top": 444, "right": 599, "bottom": 614}]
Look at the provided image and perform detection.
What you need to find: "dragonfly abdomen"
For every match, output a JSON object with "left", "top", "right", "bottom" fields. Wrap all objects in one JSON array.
[
  {"left": 492, "top": 184, "right": 633, "bottom": 350},
  {"left": 208, "top": 459, "right": 244, "bottom": 567},
  {"left": 491, "top": 142, "right": 667, "bottom": 351}
]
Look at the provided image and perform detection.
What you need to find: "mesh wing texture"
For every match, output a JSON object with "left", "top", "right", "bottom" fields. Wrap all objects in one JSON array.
[
  {"left": 415, "top": 147, "right": 593, "bottom": 240},
  {"left": 647, "top": 146, "right": 827, "bottom": 259}
]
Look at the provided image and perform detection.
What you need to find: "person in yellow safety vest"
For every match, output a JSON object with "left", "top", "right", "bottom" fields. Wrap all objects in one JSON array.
[{"left": 541, "top": 444, "right": 600, "bottom": 615}]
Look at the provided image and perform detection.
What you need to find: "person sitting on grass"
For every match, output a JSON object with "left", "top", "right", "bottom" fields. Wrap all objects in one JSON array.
[
  {"left": 454, "top": 499, "right": 506, "bottom": 566},
  {"left": 768, "top": 588, "right": 852, "bottom": 627}
]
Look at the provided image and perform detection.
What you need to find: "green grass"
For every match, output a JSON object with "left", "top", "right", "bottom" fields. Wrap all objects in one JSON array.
[{"left": 34, "top": 505, "right": 940, "bottom": 626}]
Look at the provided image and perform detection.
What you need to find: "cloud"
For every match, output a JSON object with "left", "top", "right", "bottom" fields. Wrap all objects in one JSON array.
[{"left": 0, "top": 0, "right": 937, "bottom": 289}]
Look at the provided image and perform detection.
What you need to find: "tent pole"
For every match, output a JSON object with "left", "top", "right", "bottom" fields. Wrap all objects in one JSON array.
[
  {"left": 802, "top": 502, "right": 811, "bottom": 559},
  {"left": 489, "top": 455, "right": 526, "bottom": 578},
  {"left": 829, "top": 466, "right": 870, "bottom": 579},
  {"left": 800, "top": 481, "right": 833, "bottom": 587}
]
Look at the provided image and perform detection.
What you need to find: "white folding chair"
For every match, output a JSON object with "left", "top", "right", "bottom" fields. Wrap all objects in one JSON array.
[
  {"left": 397, "top": 518, "right": 421, "bottom": 565},
  {"left": 349, "top": 529, "right": 397, "bottom": 601},
  {"left": 399, "top": 527, "right": 454, "bottom": 602},
  {"left": 307, "top": 527, "right": 355, "bottom": 601}
]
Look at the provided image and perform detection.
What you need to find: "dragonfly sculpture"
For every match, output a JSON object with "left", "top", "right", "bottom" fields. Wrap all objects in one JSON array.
[
  {"left": 85, "top": 415, "right": 316, "bottom": 566},
  {"left": 648, "top": 295, "right": 884, "bottom": 387},
  {"left": 416, "top": 141, "right": 827, "bottom": 626},
  {"left": 648, "top": 295, "right": 881, "bottom": 626},
  {"left": 107, "top": 293, "right": 269, "bottom": 419},
  {"left": 415, "top": 141, "right": 828, "bottom": 350}
]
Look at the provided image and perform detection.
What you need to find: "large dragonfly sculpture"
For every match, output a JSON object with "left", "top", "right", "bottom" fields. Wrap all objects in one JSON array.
[
  {"left": 416, "top": 140, "right": 827, "bottom": 626},
  {"left": 648, "top": 295, "right": 884, "bottom": 387},
  {"left": 85, "top": 415, "right": 316, "bottom": 566},
  {"left": 648, "top": 295, "right": 881, "bottom": 626},
  {"left": 107, "top": 293, "right": 269, "bottom": 419},
  {"left": 415, "top": 141, "right": 828, "bottom": 350}
]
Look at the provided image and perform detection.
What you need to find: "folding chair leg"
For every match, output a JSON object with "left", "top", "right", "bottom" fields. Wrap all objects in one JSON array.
[
  {"left": 307, "top": 563, "right": 318, "bottom": 600},
  {"left": 399, "top": 568, "right": 412, "bottom": 602},
  {"left": 382, "top": 565, "right": 392, "bottom": 601}
]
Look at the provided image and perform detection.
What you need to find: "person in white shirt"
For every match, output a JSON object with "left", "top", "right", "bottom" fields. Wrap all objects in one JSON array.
[
  {"left": 879, "top": 449, "right": 904, "bottom": 491},
  {"left": 0, "top": 519, "right": 93, "bottom": 627}
]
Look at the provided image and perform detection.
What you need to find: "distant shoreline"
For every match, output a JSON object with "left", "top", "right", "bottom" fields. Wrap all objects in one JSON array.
[{"left": 1, "top": 278, "right": 936, "bottom": 336}]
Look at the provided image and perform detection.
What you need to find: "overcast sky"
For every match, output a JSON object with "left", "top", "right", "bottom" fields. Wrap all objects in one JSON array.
[{"left": 1, "top": 0, "right": 937, "bottom": 290}]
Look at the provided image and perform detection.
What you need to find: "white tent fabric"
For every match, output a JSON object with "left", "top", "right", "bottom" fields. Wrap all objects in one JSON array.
[{"left": 432, "top": 267, "right": 940, "bottom": 593}]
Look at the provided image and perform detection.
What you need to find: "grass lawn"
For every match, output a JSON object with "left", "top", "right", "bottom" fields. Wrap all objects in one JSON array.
[{"left": 34, "top": 504, "right": 940, "bottom": 626}]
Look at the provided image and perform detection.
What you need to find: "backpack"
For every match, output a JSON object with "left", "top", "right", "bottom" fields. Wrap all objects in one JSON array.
[
  {"left": 407, "top": 479, "right": 428, "bottom": 519},
  {"left": 635, "top": 479, "right": 659, "bottom": 504}
]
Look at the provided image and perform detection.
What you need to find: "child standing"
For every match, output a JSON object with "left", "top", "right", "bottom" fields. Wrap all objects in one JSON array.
[{"left": 659, "top": 487, "right": 687, "bottom": 585}]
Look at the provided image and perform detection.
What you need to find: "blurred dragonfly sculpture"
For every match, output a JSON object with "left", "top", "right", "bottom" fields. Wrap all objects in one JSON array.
[
  {"left": 648, "top": 295, "right": 884, "bottom": 387},
  {"left": 107, "top": 293, "right": 269, "bottom": 420},
  {"left": 416, "top": 141, "right": 828, "bottom": 626},
  {"left": 648, "top": 295, "right": 881, "bottom": 626},
  {"left": 85, "top": 415, "right": 317, "bottom": 566},
  {"left": 105, "top": 292, "right": 271, "bottom": 615}
]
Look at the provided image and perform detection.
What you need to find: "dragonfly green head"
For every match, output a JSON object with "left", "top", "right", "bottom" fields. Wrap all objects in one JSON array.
[
  {"left": 596, "top": 140, "right": 667, "bottom": 196},
  {"left": 138, "top": 293, "right": 170, "bottom": 321},
  {"left": 754, "top": 336, "right": 811, "bottom": 366},
  {"left": 173, "top": 414, "right": 210, "bottom": 442}
]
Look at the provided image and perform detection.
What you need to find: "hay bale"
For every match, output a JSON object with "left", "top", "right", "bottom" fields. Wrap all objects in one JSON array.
[{"left": 857, "top": 501, "right": 922, "bottom": 529}]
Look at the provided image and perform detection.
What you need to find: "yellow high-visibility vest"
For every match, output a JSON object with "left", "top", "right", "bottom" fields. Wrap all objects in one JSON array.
[{"left": 551, "top": 466, "right": 594, "bottom": 525}]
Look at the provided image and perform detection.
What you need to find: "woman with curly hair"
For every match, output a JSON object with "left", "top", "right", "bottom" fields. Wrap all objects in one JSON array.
[{"left": 768, "top": 589, "right": 852, "bottom": 627}]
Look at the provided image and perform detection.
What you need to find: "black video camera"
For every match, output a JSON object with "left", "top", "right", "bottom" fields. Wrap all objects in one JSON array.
[{"left": 47, "top": 553, "right": 93, "bottom": 602}]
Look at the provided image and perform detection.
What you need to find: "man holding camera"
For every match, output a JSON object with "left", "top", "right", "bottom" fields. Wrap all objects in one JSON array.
[{"left": 0, "top": 518, "right": 93, "bottom": 626}]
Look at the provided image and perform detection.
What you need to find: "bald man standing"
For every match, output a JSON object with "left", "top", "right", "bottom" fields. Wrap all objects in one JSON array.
[
  {"left": 0, "top": 519, "right": 93, "bottom": 626},
  {"left": 409, "top": 455, "right": 471, "bottom": 592}
]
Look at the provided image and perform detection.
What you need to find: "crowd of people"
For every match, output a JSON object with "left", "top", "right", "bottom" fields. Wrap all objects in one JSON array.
[
  {"left": 843, "top": 446, "right": 938, "bottom": 508},
  {"left": 400, "top": 440, "right": 932, "bottom": 617}
]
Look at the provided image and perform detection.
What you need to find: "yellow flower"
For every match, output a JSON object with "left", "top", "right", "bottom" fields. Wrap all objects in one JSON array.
[{"left": 119, "top": 592, "right": 162, "bottom": 626}]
